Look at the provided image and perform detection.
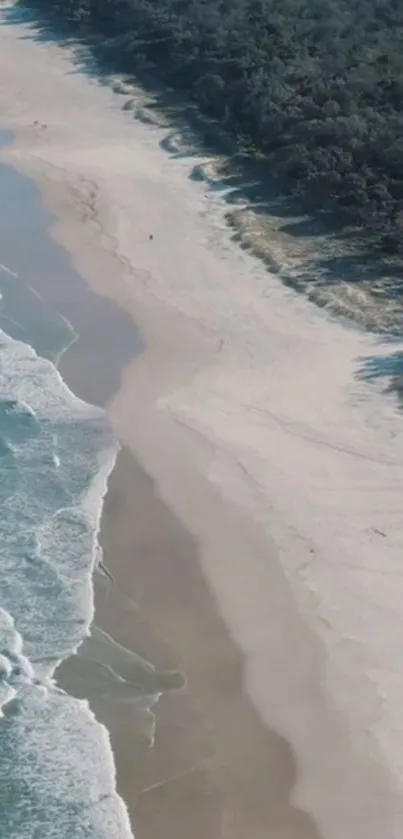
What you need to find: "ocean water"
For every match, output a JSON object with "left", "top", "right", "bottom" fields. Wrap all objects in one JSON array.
[{"left": 0, "top": 142, "right": 134, "bottom": 838}]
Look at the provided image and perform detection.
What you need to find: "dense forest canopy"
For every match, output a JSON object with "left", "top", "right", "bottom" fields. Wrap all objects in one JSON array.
[{"left": 27, "top": 0, "right": 403, "bottom": 256}]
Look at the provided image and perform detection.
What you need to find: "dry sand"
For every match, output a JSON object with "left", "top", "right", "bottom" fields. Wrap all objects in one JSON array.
[{"left": 1, "top": 4, "right": 403, "bottom": 838}]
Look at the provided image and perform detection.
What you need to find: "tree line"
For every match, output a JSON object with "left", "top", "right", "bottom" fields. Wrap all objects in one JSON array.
[{"left": 27, "top": 0, "right": 403, "bottom": 257}]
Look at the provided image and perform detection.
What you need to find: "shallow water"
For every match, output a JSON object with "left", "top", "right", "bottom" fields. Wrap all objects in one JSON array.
[{"left": 0, "top": 138, "right": 134, "bottom": 839}]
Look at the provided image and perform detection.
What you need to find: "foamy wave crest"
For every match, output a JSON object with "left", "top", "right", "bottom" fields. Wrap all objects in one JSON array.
[
  {"left": 0, "top": 326, "right": 133, "bottom": 839},
  {"left": 0, "top": 328, "right": 116, "bottom": 671},
  {"left": 0, "top": 686, "right": 133, "bottom": 839},
  {"left": 0, "top": 607, "right": 33, "bottom": 714}
]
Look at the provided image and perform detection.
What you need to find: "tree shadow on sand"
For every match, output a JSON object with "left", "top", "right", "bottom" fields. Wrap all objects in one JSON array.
[{"left": 5, "top": 0, "right": 403, "bottom": 401}]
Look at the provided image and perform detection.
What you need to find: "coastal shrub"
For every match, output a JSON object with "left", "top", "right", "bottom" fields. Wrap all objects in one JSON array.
[{"left": 25, "top": 0, "right": 403, "bottom": 256}]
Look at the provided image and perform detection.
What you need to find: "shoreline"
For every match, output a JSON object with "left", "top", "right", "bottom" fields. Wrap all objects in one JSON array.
[
  {"left": 0, "top": 45, "right": 326, "bottom": 839},
  {"left": 2, "top": 7, "right": 403, "bottom": 839},
  {"left": 76, "top": 447, "right": 325, "bottom": 839},
  {"left": 7, "top": 122, "right": 326, "bottom": 839},
  {"left": 0, "top": 133, "right": 326, "bottom": 839}
]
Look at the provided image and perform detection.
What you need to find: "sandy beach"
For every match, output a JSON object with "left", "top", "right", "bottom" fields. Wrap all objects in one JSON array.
[{"left": 2, "top": 4, "right": 403, "bottom": 838}]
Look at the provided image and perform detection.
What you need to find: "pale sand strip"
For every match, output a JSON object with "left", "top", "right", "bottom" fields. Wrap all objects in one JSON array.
[{"left": 1, "top": 6, "right": 403, "bottom": 838}]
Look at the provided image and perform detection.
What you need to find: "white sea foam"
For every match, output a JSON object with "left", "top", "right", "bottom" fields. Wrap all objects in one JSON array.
[
  {"left": 0, "top": 683, "right": 133, "bottom": 839},
  {"left": 2, "top": 12, "right": 403, "bottom": 835},
  {"left": 0, "top": 261, "right": 19, "bottom": 279},
  {"left": 0, "top": 325, "right": 133, "bottom": 839}
]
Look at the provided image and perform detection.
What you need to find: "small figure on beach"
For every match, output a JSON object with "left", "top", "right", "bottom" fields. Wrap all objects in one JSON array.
[{"left": 149, "top": 233, "right": 154, "bottom": 240}]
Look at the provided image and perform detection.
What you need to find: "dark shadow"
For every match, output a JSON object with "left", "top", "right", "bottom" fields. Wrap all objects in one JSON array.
[
  {"left": 280, "top": 216, "right": 331, "bottom": 238},
  {"left": 0, "top": 3, "right": 324, "bottom": 223},
  {"left": 357, "top": 346, "right": 403, "bottom": 403},
  {"left": 4, "top": 0, "right": 403, "bottom": 337}
]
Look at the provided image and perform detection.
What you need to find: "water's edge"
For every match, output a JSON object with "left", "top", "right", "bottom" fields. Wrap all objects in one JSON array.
[
  {"left": 3, "top": 23, "right": 403, "bottom": 835},
  {"left": 0, "top": 136, "right": 140, "bottom": 839}
]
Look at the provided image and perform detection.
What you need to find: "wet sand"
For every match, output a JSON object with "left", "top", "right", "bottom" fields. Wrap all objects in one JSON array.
[
  {"left": 36, "top": 187, "right": 323, "bottom": 839},
  {"left": 2, "top": 6, "right": 403, "bottom": 838},
  {"left": 79, "top": 450, "right": 322, "bottom": 839},
  {"left": 0, "top": 96, "right": 324, "bottom": 839}
]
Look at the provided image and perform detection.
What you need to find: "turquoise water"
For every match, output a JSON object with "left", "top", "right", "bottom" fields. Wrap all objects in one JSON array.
[{"left": 0, "top": 137, "right": 134, "bottom": 838}]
